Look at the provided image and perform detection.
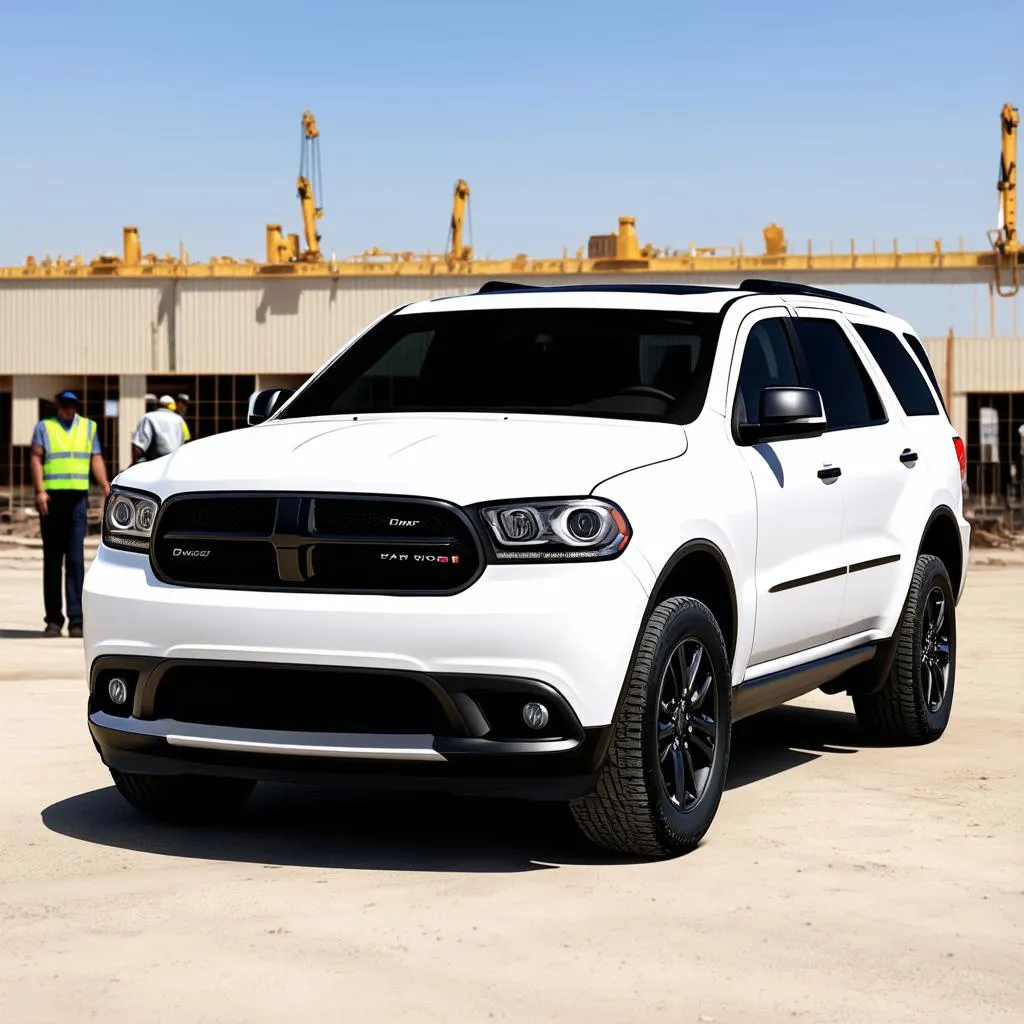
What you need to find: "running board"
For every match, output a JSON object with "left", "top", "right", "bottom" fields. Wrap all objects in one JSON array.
[{"left": 732, "top": 644, "right": 877, "bottom": 722}]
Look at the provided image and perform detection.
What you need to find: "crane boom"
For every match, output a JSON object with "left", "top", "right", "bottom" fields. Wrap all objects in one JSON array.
[
  {"left": 447, "top": 179, "right": 471, "bottom": 264},
  {"left": 297, "top": 110, "right": 324, "bottom": 261},
  {"left": 997, "top": 103, "right": 1019, "bottom": 252},
  {"left": 991, "top": 102, "right": 1020, "bottom": 296}
]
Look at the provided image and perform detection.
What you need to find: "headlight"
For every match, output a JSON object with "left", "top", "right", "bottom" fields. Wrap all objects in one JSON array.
[
  {"left": 477, "top": 498, "right": 630, "bottom": 562},
  {"left": 103, "top": 488, "right": 160, "bottom": 553}
]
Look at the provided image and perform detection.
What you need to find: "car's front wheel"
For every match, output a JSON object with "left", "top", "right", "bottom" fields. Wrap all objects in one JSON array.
[
  {"left": 110, "top": 770, "right": 256, "bottom": 822},
  {"left": 570, "top": 596, "right": 732, "bottom": 858}
]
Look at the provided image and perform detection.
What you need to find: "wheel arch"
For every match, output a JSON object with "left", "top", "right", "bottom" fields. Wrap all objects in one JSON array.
[
  {"left": 917, "top": 505, "right": 963, "bottom": 600},
  {"left": 647, "top": 539, "right": 738, "bottom": 665}
]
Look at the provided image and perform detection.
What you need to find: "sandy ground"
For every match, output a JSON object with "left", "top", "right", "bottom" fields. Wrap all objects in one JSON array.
[{"left": 0, "top": 542, "right": 1021, "bottom": 1024}]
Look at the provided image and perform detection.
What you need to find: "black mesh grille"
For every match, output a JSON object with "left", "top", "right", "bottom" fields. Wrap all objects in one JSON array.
[
  {"left": 151, "top": 665, "right": 453, "bottom": 735},
  {"left": 160, "top": 497, "right": 276, "bottom": 535},
  {"left": 151, "top": 493, "right": 481, "bottom": 593}
]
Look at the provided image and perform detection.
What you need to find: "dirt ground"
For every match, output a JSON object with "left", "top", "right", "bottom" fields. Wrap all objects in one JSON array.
[{"left": 0, "top": 541, "right": 1021, "bottom": 1024}]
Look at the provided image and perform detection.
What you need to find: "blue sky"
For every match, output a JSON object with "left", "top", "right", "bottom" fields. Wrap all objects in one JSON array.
[{"left": 0, "top": 0, "right": 1021, "bottom": 335}]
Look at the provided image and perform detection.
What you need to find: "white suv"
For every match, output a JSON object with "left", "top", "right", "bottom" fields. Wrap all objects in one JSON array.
[{"left": 84, "top": 280, "right": 970, "bottom": 858}]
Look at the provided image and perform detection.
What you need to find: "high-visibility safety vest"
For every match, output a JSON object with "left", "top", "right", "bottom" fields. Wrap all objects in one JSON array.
[{"left": 42, "top": 416, "right": 96, "bottom": 491}]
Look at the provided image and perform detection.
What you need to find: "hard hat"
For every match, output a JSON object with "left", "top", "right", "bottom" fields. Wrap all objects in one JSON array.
[
  {"left": 158, "top": 394, "right": 175, "bottom": 407},
  {"left": 55, "top": 390, "right": 80, "bottom": 404}
]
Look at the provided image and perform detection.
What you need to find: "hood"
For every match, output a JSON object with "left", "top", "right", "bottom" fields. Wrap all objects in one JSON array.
[{"left": 116, "top": 413, "right": 687, "bottom": 506}]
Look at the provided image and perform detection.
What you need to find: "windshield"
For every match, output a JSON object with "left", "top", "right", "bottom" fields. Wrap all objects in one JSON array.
[{"left": 278, "top": 306, "right": 723, "bottom": 424}]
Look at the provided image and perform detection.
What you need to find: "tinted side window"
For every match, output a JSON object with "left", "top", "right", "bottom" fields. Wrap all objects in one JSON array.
[
  {"left": 791, "top": 318, "right": 886, "bottom": 431},
  {"left": 735, "top": 318, "right": 801, "bottom": 424},
  {"left": 851, "top": 324, "right": 938, "bottom": 416},
  {"left": 903, "top": 333, "right": 947, "bottom": 414}
]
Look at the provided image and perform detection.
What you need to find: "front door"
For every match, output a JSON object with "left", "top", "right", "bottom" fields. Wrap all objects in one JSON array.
[{"left": 729, "top": 310, "right": 846, "bottom": 668}]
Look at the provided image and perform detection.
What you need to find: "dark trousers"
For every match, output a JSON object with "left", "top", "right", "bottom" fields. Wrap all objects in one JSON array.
[{"left": 40, "top": 492, "right": 88, "bottom": 628}]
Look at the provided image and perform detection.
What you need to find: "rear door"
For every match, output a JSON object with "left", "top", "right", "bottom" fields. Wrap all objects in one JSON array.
[
  {"left": 789, "top": 311, "right": 921, "bottom": 639},
  {"left": 728, "top": 309, "right": 846, "bottom": 667},
  {"left": 849, "top": 319, "right": 959, "bottom": 479}
]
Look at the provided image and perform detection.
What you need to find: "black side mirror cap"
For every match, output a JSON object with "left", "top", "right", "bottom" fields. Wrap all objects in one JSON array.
[
  {"left": 247, "top": 388, "right": 295, "bottom": 426},
  {"left": 738, "top": 386, "right": 827, "bottom": 444}
]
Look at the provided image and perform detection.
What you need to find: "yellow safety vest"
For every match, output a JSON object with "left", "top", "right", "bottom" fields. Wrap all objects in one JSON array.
[{"left": 42, "top": 416, "right": 96, "bottom": 491}]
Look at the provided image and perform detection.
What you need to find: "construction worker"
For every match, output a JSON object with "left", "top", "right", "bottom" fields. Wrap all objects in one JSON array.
[
  {"left": 132, "top": 394, "right": 187, "bottom": 463},
  {"left": 144, "top": 392, "right": 158, "bottom": 413},
  {"left": 29, "top": 391, "right": 111, "bottom": 638},
  {"left": 175, "top": 392, "right": 193, "bottom": 441}
]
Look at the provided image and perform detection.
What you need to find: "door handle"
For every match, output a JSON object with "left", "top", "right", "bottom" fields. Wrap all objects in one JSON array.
[
  {"left": 900, "top": 448, "right": 919, "bottom": 465},
  {"left": 817, "top": 466, "right": 842, "bottom": 481}
]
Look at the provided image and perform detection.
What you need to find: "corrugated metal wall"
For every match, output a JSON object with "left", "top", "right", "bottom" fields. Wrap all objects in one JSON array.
[
  {"left": 2, "top": 277, "right": 1022, "bottom": 389},
  {"left": 174, "top": 274, "right": 700, "bottom": 374},
  {"left": 920, "top": 335, "right": 1024, "bottom": 395},
  {"left": 0, "top": 281, "right": 172, "bottom": 374}
]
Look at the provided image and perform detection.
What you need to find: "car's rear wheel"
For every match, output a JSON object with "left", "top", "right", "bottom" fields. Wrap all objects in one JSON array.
[
  {"left": 853, "top": 553, "right": 956, "bottom": 744},
  {"left": 570, "top": 596, "right": 732, "bottom": 858},
  {"left": 110, "top": 770, "right": 256, "bottom": 822}
]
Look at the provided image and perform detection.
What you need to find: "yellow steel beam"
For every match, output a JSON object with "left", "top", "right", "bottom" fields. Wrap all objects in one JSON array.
[{"left": 1, "top": 244, "right": 1018, "bottom": 281}]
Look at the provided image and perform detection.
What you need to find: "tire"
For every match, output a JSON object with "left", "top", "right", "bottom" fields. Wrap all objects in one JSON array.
[
  {"left": 853, "top": 553, "right": 956, "bottom": 744},
  {"left": 570, "top": 597, "right": 732, "bottom": 858},
  {"left": 110, "top": 770, "right": 256, "bottom": 823}
]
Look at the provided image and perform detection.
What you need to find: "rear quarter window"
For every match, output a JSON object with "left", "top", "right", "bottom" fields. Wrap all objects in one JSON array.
[{"left": 850, "top": 324, "right": 939, "bottom": 417}]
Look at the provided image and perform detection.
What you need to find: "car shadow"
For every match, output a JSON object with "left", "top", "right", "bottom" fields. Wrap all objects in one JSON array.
[
  {"left": 726, "top": 703, "right": 866, "bottom": 790},
  {"left": 41, "top": 786, "right": 627, "bottom": 873},
  {"left": 41, "top": 703, "right": 869, "bottom": 872}
]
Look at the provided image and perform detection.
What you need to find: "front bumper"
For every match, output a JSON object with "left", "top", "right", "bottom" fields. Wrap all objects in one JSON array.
[
  {"left": 87, "top": 657, "right": 614, "bottom": 800},
  {"left": 83, "top": 545, "right": 651, "bottom": 794}
]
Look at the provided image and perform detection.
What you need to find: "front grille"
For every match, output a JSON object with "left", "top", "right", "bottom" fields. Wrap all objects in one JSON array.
[
  {"left": 151, "top": 665, "right": 453, "bottom": 735},
  {"left": 151, "top": 493, "right": 482, "bottom": 593}
]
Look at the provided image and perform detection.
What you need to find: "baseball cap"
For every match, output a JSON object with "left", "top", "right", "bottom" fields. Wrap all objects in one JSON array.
[{"left": 56, "top": 390, "right": 79, "bottom": 403}]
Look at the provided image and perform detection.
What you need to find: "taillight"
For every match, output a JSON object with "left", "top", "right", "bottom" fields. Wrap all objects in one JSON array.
[{"left": 953, "top": 436, "right": 967, "bottom": 480}]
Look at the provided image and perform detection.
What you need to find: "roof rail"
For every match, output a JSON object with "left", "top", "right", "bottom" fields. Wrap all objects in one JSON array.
[
  {"left": 475, "top": 281, "right": 737, "bottom": 297},
  {"left": 476, "top": 280, "right": 541, "bottom": 294},
  {"left": 738, "top": 278, "right": 885, "bottom": 312}
]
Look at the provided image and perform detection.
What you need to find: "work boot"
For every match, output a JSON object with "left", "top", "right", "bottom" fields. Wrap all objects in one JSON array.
[
  {"left": 43, "top": 624, "right": 62, "bottom": 638},
  {"left": 68, "top": 624, "right": 83, "bottom": 639}
]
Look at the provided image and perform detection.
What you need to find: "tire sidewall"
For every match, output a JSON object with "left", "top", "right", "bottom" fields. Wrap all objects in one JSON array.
[
  {"left": 911, "top": 556, "right": 957, "bottom": 735},
  {"left": 641, "top": 600, "right": 732, "bottom": 846}
]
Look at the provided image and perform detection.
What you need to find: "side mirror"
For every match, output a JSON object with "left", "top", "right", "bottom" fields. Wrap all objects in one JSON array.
[
  {"left": 247, "top": 388, "right": 294, "bottom": 426},
  {"left": 739, "top": 386, "right": 827, "bottom": 444}
]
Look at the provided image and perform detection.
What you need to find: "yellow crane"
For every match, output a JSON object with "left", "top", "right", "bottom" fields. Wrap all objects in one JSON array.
[
  {"left": 990, "top": 101, "right": 1020, "bottom": 296},
  {"left": 266, "top": 110, "right": 325, "bottom": 264},
  {"left": 447, "top": 179, "right": 472, "bottom": 266}
]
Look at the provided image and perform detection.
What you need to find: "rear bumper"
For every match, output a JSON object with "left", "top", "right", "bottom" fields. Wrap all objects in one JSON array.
[{"left": 957, "top": 517, "right": 971, "bottom": 603}]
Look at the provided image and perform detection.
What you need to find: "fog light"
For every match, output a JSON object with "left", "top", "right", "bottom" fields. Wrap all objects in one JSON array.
[
  {"left": 522, "top": 701, "right": 549, "bottom": 730},
  {"left": 107, "top": 677, "right": 129, "bottom": 706}
]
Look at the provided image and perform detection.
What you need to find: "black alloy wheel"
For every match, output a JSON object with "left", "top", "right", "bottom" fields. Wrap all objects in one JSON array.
[
  {"left": 656, "top": 638, "right": 719, "bottom": 812},
  {"left": 920, "top": 586, "right": 951, "bottom": 714},
  {"left": 570, "top": 596, "right": 732, "bottom": 858}
]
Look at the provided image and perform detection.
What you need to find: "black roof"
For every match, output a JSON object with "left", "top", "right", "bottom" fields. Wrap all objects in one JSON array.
[{"left": 467, "top": 277, "right": 885, "bottom": 312}]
